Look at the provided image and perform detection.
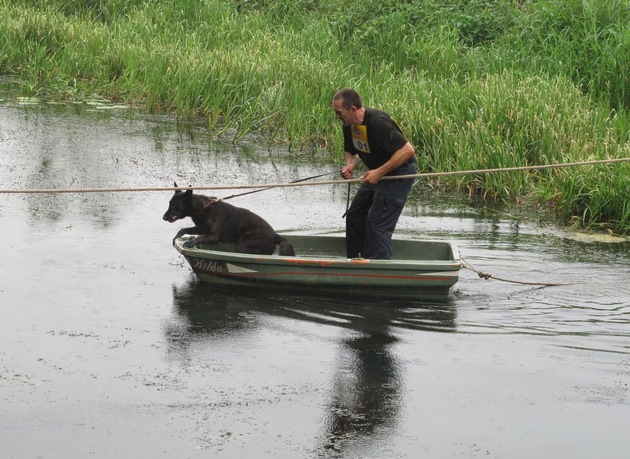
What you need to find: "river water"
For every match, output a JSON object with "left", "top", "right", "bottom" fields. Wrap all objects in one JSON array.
[{"left": 1, "top": 98, "right": 629, "bottom": 458}]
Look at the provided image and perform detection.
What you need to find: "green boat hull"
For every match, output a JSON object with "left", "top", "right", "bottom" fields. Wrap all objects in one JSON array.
[{"left": 174, "top": 234, "right": 461, "bottom": 299}]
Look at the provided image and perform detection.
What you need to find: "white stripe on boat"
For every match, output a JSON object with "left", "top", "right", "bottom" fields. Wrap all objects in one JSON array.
[{"left": 226, "top": 263, "right": 258, "bottom": 274}]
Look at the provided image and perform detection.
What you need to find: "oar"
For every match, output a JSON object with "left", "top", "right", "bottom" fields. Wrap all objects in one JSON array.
[{"left": 221, "top": 171, "right": 338, "bottom": 201}]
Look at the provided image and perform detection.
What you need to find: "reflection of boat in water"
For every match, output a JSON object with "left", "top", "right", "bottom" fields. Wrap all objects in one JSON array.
[
  {"left": 166, "top": 278, "right": 457, "bottom": 456},
  {"left": 167, "top": 277, "right": 458, "bottom": 340},
  {"left": 173, "top": 234, "right": 461, "bottom": 300},
  {"left": 168, "top": 278, "right": 262, "bottom": 336}
]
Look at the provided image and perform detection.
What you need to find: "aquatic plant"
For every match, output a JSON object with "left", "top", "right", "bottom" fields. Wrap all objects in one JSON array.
[{"left": 1, "top": 0, "right": 629, "bottom": 232}]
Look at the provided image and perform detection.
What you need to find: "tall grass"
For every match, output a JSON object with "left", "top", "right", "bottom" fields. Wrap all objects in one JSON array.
[
  {"left": 502, "top": 0, "right": 630, "bottom": 110},
  {"left": 1, "top": 0, "right": 630, "bottom": 233}
]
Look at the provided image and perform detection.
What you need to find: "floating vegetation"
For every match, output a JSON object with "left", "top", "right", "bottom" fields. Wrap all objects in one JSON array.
[
  {"left": 17, "top": 96, "right": 40, "bottom": 105},
  {"left": 93, "top": 104, "right": 129, "bottom": 110}
]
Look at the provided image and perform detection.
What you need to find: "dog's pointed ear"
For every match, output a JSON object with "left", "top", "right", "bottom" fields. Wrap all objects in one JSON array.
[
  {"left": 185, "top": 184, "right": 193, "bottom": 197},
  {"left": 173, "top": 181, "right": 178, "bottom": 188}
]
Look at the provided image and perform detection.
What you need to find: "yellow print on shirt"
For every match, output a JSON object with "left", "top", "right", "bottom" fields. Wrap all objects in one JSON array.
[{"left": 351, "top": 125, "right": 371, "bottom": 154}]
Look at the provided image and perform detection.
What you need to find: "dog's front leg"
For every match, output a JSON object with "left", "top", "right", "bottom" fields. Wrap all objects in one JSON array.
[
  {"left": 173, "top": 226, "right": 203, "bottom": 246},
  {"left": 183, "top": 220, "right": 221, "bottom": 248},
  {"left": 184, "top": 234, "right": 219, "bottom": 248}
]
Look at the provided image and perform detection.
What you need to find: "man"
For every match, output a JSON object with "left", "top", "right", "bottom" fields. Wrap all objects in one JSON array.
[{"left": 332, "top": 88, "right": 416, "bottom": 259}]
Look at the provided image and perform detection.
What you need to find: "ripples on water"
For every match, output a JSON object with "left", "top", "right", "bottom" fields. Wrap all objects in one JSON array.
[{"left": 431, "top": 221, "right": 630, "bottom": 355}]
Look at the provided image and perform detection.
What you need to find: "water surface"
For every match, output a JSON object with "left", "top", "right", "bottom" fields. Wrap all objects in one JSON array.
[{"left": 1, "top": 99, "right": 629, "bottom": 458}]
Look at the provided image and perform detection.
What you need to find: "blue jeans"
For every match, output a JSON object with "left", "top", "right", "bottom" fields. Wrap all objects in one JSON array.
[{"left": 345, "top": 162, "right": 416, "bottom": 259}]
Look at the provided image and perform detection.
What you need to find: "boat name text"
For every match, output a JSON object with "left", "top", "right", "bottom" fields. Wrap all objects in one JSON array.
[{"left": 190, "top": 258, "right": 224, "bottom": 273}]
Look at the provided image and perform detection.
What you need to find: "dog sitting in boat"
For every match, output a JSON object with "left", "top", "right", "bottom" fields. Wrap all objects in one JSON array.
[{"left": 162, "top": 183, "right": 295, "bottom": 256}]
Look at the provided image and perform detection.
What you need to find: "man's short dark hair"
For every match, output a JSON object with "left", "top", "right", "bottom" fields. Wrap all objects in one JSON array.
[{"left": 334, "top": 88, "right": 363, "bottom": 110}]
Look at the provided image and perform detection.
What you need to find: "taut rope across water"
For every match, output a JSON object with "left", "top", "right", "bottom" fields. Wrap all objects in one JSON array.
[{"left": 1, "top": 157, "right": 629, "bottom": 194}]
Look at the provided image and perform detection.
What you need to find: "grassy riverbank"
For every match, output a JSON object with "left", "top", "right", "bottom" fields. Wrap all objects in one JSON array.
[{"left": 1, "top": 0, "right": 630, "bottom": 233}]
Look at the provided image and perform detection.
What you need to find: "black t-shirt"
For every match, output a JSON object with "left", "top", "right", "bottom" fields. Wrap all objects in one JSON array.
[{"left": 342, "top": 107, "right": 413, "bottom": 170}]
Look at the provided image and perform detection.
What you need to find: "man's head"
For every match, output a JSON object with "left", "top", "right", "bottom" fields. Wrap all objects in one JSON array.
[{"left": 332, "top": 88, "right": 364, "bottom": 126}]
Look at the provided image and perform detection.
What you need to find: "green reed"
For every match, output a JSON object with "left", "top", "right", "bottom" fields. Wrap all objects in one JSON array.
[{"left": 1, "top": 0, "right": 630, "bottom": 232}]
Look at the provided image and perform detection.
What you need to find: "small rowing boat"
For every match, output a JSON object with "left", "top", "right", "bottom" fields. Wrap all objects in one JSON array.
[{"left": 173, "top": 234, "right": 461, "bottom": 299}]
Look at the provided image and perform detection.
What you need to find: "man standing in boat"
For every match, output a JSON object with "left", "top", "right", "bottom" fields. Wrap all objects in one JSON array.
[{"left": 333, "top": 88, "right": 417, "bottom": 260}]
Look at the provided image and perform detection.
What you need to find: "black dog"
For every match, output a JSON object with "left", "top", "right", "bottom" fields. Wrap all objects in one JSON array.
[{"left": 163, "top": 183, "right": 295, "bottom": 256}]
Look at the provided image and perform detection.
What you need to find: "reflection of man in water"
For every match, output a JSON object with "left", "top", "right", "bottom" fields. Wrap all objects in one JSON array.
[{"left": 320, "top": 332, "right": 402, "bottom": 456}]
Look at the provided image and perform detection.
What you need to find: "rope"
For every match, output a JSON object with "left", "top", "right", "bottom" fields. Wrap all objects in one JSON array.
[
  {"left": 1, "top": 157, "right": 629, "bottom": 194},
  {"left": 220, "top": 171, "right": 336, "bottom": 200},
  {"left": 460, "top": 254, "right": 576, "bottom": 287}
]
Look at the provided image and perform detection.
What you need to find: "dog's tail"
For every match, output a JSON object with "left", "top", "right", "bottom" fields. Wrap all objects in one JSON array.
[{"left": 275, "top": 235, "right": 296, "bottom": 256}]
